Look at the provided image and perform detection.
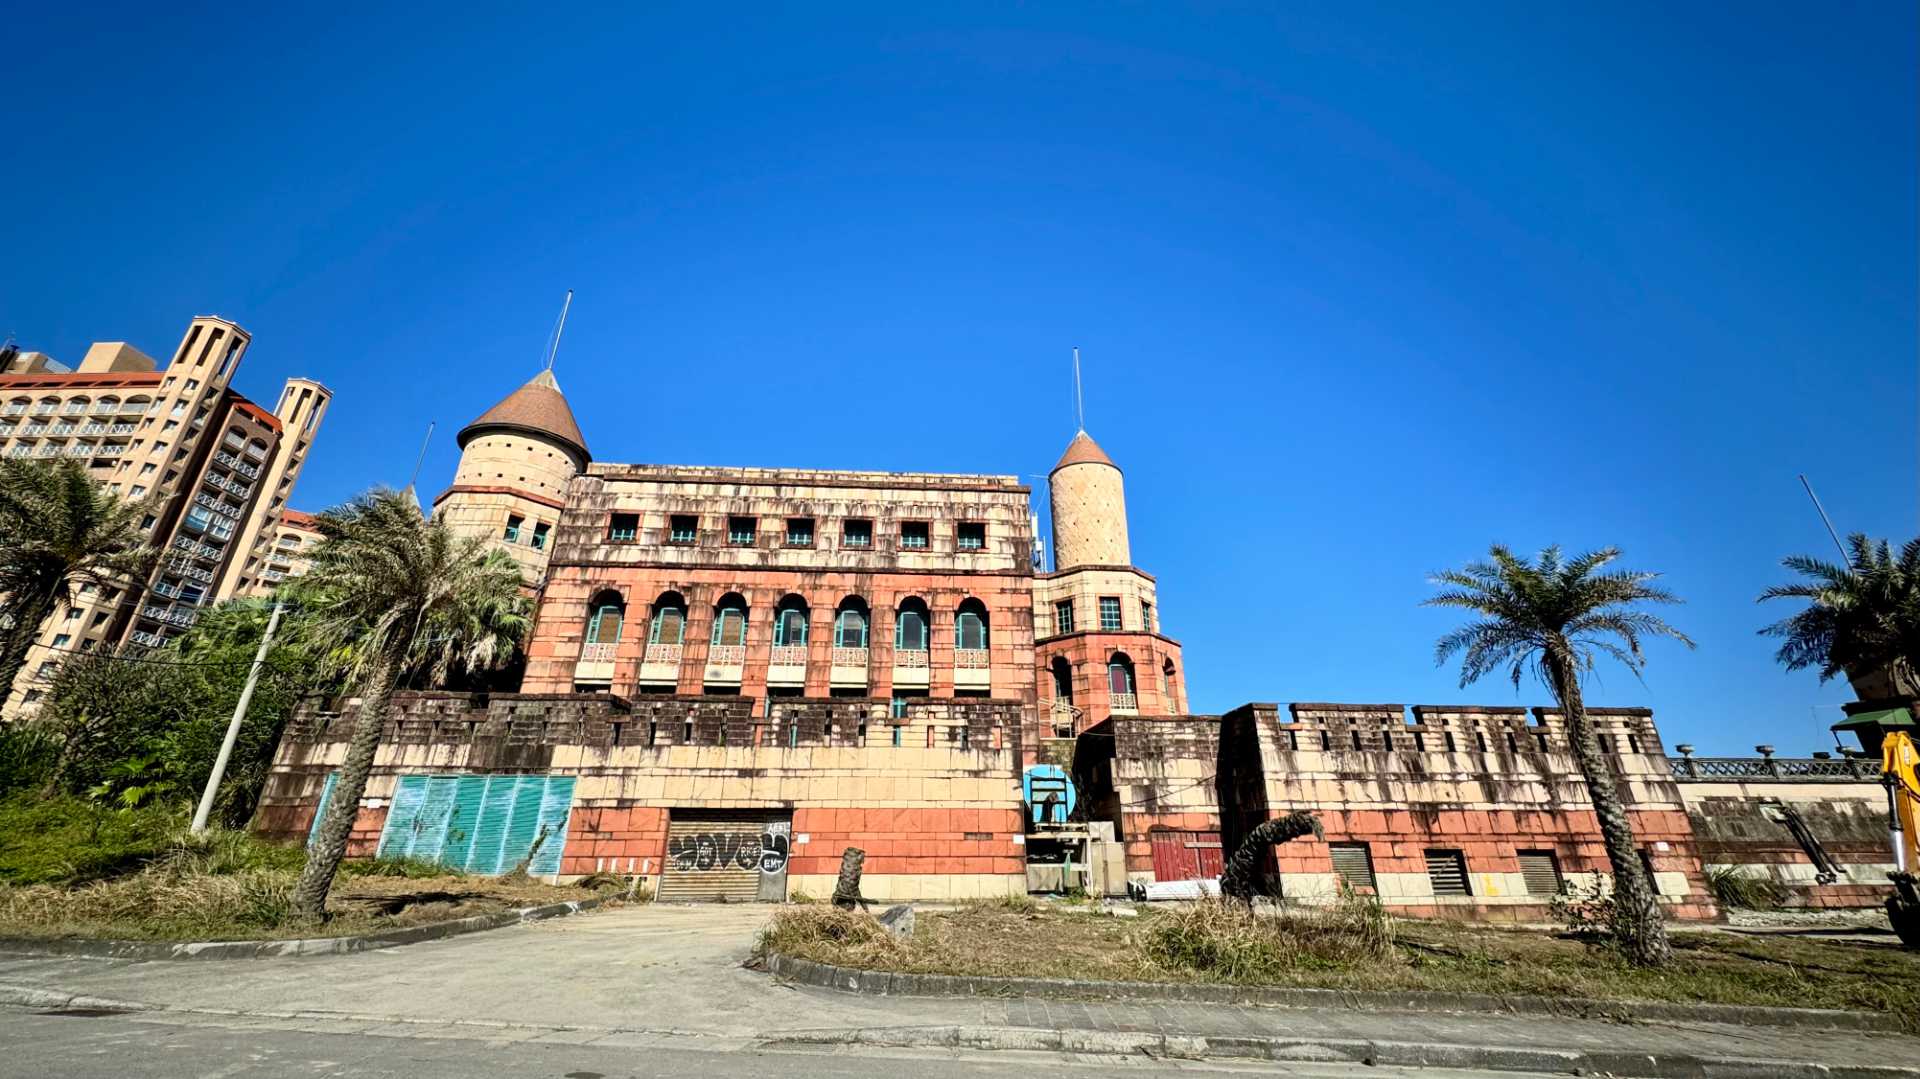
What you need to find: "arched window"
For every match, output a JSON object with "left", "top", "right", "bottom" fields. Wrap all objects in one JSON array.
[
  {"left": 772, "top": 595, "right": 810, "bottom": 646},
  {"left": 585, "top": 590, "right": 625, "bottom": 645},
  {"left": 95, "top": 396, "right": 119, "bottom": 415},
  {"left": 834, "top": 596, "right": 870, "bottom": 648},
  {"left": 123, "top": 395, "right": 151, "bottom": 415},
  {"left": 894, "top": 598, "right": 929, "bottom": 650},
  {"left": 1051, "top": 657, "right": 1075, "bottom": 704},
  {"left": 711, "top": 593, "right": 748, "bottom": 647},
  {"left": 955, "top": 599, "right": 989, "bottom": 650},
  {"left": 1162, "top": 659, "right": 1178, "bottom": 711},
  {"left": 649, "top": 591, "right": 687, "bottom": 644},
  {"left": 1107, "top": 653, "right": 1137, "bottom": 697}
]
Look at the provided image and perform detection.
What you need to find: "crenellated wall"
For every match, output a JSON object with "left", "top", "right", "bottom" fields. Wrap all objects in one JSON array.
[{"left": 256, "top": 691, "right": 1027, "bottom": 901}]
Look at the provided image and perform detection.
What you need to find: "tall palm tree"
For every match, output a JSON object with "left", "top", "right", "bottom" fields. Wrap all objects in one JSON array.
[
  {"left": 0, "top": 459, "right": 155, "bottom": 712},
  {"left": 290, "top": 489, "right": 531, "bottom": 918},
  {"left": 1426, "top": 545, "right": 1692, "bottom": 967},
  {"left": 1759, "top": 534, "right": 1920, "bottom": 698}
]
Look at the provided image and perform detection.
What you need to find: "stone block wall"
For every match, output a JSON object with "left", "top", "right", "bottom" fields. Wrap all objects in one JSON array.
[
  {"left": 1677, "top": 775, "right": 1893, "bottom": 909},
  {"left": 1208, "top": 702, "right": 1716, "bottom": 921},
  {"left": 254, "top": 691, "right": 1027, "bottom": 900},
  {"left": 1074, "top": 716, "right": 1222, "bottom": 879}
]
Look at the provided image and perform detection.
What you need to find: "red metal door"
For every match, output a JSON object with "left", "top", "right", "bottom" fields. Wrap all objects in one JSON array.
[{"left": 1150, "top": 830, "right": 1224, "bottom": 881}]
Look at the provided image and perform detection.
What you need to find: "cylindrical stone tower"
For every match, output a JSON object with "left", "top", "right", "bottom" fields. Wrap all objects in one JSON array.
[
  {"left": 435, "top": 369, "right": 590, "bottom": 585},
  {"left": 1048, "top": 431, "right": 1129, "bottom": 569}
]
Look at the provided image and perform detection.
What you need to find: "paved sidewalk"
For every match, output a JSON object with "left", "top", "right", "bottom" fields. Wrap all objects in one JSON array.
[{"left": 2, "top": 904, "right": 1915, "bottom": 1076}]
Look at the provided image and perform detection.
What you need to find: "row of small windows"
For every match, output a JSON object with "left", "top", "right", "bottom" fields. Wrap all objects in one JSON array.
[
  {"left": 503, "top": 514, "right": 551, "bottom": 550},
  {"left": 1051, "top": 596, "right": 1154, "bottom": 635},
  {"left": 2, "top": 395, "right": 155, "bottom": 417},
  {"left": 1319, "top": 843, "right": 1664, "bottom": 899},
  {"left": 584, "top": 591, "right": 991, "bottom": 650},
  {"left": 605, "top": 514, "right": 987, "bottom": 552}
]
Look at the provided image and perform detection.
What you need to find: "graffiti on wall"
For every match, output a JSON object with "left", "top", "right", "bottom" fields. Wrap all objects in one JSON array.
[{"left": 669, "top": 821, "right": 791, "bottom": 874}]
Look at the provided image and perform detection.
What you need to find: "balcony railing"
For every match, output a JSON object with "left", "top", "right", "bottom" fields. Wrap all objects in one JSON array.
[
  {"left": 2, "top": 404, "right": 26, "bottom": 416},
  {"left": 129, "top": 630, "right": 167, "bottom": 649},
  {"left": 49, "top": 423, "right": 75, "bottom": 436},
  {"left": 110, "top": 422, "right": 134, "bottom": 435},
  {"left": 895, "top": 649, "right": 929, "bottom": 669},
  {"left": 215, "top": 451, "right": 260, "bottom": 479},
  {"left": 36, "top": 444, "right": 59, "bottom": 457},
  {"left": 831, "top": 647, "right": 869, "bottom": 669},
  {"left": 1110, "top": 691, "right": 1139, "bottom": 712},
  {"left": 81, "top": 422, "right": 107, "bottom": 436},
  {"left": 707, "top": 644, "right": 746, "bottom": 666},
  {"left": 769, "top": 645, "right": 808, "bottom": 667},
  {"left": 1669, "top": 755, "right": 1878, "bottom": 782},
  {"left": 644, "top": 643, "right": 682, "bottom": 665},
  {"left": 955, "top": 648, "right": 990, "bottom": 669},
  {"left": 117, "top": 401, "right": 146, "bottom": 414},
  {"left": 579, "top": 642, "right": 618, "bottom": 663},
  {"left": 66, "top": 443, "right": 94, "bottom": 457},
  {"left": 92, "top": 401, "right": 118, "bottom": 415},
  {"left": 32, "top": 403, "right": 57, "bottom": 415}
]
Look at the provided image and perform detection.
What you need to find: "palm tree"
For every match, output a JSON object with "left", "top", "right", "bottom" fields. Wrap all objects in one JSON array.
[
  {"left": 1426, "top": 545, "right": 1692, "bottom": 966},
  {"left": 0, "top": 459, "right": 155, "bottom": 712},
  {"left": 289, "top": 489, "right": 531, "bottom": 918},
  {"left": 1759, "top": 534, "right": 1920, "bottom": 698}
]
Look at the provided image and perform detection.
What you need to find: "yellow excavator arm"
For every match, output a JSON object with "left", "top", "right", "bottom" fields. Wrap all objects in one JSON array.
[{"left": 1882, "top": 731, "right": 1919, "bottom": 947}]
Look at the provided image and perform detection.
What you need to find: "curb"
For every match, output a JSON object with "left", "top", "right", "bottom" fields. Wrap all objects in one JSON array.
[
  {"left": 765, "top": 1025, "right": 1920, "bottom": 1079},
  {"left": 760, "top": 951, "right": 1891, "bottom": 1034},
  {"left": 0, "top": 985, "right": 153, "bottom": 1013},
  {"left": 0, "top": 898, "right": 607, "bottom": 961}
]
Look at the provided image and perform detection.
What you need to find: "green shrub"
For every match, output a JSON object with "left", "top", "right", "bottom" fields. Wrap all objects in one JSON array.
[
  {"left": 0, "top": 723, "right": 58, "bottom": 796},
  {"left": 1709, "top": 865, "right": 1791, "bottom": 910},
  {"left": 0, "top": 795, "right": 184, "bottom": 885},
  {"left": 340, "top": 856, "right": 459, "bottom": 879}
]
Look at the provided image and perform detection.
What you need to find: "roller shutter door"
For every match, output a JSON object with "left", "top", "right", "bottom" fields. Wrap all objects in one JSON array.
[
  {"left": 658, "top": 810, "right": 792, "bottom": 902},
  {"left": 1517, "top": 850, "right": 1564, "bottom": 896}
]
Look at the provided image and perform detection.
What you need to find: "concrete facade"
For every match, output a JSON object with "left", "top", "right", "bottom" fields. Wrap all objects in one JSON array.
[{"left": 1, "top": 317, "right": 328, "bottom": 716}]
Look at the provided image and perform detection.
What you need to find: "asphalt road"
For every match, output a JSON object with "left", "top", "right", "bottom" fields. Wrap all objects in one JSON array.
[{"left": 3, "top": 1007, "right": 1541, "bottom": 1079}]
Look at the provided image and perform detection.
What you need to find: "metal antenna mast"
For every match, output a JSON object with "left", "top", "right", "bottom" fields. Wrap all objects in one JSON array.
[
  {"left": 1798, "top": 474, "right": 1852, "bottom": 567},
  {"left": 544, "top": 290, "right": 573, "bottom": 372},
  {"left": 406, "top": 422, "right": 435, "bottom": 491},
  {"left": 1072, "top": 346, "right": 1085, "bottom": 433}
]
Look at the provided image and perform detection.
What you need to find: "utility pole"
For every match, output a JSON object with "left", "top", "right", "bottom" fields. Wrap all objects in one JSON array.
[{"left": 190, "top": 599, "right": 285, "bottom": 835}]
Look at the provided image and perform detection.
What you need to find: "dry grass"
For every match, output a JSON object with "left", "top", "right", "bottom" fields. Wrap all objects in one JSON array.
[
  {"left": 0, "top": 835, "right": 609, "bottom": 942},
  {"left": 763, "top": 897, "right": 1920, "bottom": 1029}
]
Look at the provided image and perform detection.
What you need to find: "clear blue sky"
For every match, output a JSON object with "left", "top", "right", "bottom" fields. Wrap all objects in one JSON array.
[{"left": 4, "top": 4, "right": 1913, "bottom": 754}]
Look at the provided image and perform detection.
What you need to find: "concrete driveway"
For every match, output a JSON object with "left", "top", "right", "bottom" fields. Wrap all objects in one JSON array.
[{"left": 0, "top": 903, "right": 955, "bottom": 1038}]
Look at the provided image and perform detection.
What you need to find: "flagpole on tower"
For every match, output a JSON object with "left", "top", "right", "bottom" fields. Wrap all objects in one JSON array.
[
  {"left": 1072, "top": 347, "right": 1085, "bottom": 433},
  {"left": 544, "top": 290, "right": 573, "bottom": 372}
]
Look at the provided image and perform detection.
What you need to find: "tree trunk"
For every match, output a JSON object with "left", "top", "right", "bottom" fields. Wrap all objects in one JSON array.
[
  {"left": 0, "top": 590, "right": 55, "bottom": 715},
  {"left": 831, "top": 847, "right": 866, "bottom": 909},
  {"left": 290, "top": 652, "right": 399, "bottom": 919},
  {"left": 1546, "top": 643, "right": 1671, "bottom": 966},
  {"left": 1221, "top": 811, "right": 1322, "bottom": 901}
]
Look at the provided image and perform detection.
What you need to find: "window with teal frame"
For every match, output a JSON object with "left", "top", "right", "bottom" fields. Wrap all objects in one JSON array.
[
  {"left": 727, "top": 516, "right": 756, "bottom": 546},
  {"left": 955, "top": 604, "right": 989, "bottom": 649},
  {"left": 649, "top": 604, "right": 685, "bottom": 644},
  {"left": 785, "top": 517, "right": 814, "bottom": 546},
  {"left": 1141, "top": 600, "right": 1154, "bottom": 632},
  {"left": 842, "top": 519, "right": 872, "bottom": 547},
  {"left": 835, "top": 607, "right": 869, "bottom": 647},
  {"left": 956, "top": 522, "right": 985, "bottom": 550},
  {"left": 1098, "top": 596, "right": 1122, "bottom": 631},
  {"left": 669, "top": 514, "right": 698, "bottom": 544},
  {"left": 900, "top": 521, "right": 929, "bottom": 549},
  {"left": 607, "top": 513, "right": 638, "bottom": 542},
  {"left": 773, "top": 604, "right": 808, "bottom": 646},
  {"left": 586, "top": 603, "right": 623, "bottom": 644},
  {"left": 531, "top": 521, "right": 550, "bottom": 550},
  {"left": 1053, "top": 599, "right": 1075, "bottom": 635},
  {"left": 712, "top": 605, "right": 747, "bottom": 646},
  {"left": 503, "top": 515, "right": 522, "bottom": 543},
  {"left": 895, "top": 606, "right": 928, "bottom": 649}
]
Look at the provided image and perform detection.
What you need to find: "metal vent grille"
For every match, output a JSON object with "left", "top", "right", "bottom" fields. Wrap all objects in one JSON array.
[
  {"left": 1329, "top": 843, "right": 1376, "bottom": 891},
  {"left": 1517, "top": 850, "right": 1563, "bottom": 896},
  {"left": 1424, "top": 849, "right": 1470, "bottom": 897}
]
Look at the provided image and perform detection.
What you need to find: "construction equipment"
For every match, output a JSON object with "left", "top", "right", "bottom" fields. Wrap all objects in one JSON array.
[{"left": 1883, "top": 731, "right": 1920, "bottom": 947}]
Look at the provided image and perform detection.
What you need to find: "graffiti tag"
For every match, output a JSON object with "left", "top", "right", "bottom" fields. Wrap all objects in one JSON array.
[{"left": 669, "top": 824, "right": 790, "bottom": 874}]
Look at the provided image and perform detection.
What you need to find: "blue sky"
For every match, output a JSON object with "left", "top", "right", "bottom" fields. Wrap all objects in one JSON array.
[{"left": 4, "top": 4, "right": 1913, "bottom": 753}]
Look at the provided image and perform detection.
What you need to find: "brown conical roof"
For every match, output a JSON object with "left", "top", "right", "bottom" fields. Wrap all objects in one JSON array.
[
  {"left": 1051, "top": 430, "right": 1119, "bottom": 473},
  {"left": 456, "top": 369, "right": 589, "bottom": 464}
]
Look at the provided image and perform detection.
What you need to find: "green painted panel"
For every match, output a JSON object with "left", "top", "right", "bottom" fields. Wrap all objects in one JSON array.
[
  {"left": 305, "top": 773, "right": 338, "bottom": 847},
  {"left": 367, "top": 773, "right": 575, "bottom": 876}
]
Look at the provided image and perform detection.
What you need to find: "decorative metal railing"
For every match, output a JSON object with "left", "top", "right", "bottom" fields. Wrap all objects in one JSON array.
[
  {"left": 955, "top": 648, "right": 990, "bottom": 669},
  {"left": 831, "top": 647, "right": 869, "bottom": 669},
  {"left": 1110, "top": 691, "right": 1139, "bottom": 711},
  {"left": 894, "top": 648, "right": 929, "bottom": 668},
  {"left": 769, "top": 645, "right": 808, "bottom": 667},
  {"left": 578, "top": 643, "right": 617, "bottom": 663},
  {"left": 643, "top": 643, "right": 682, "bottom": 665},
  {"left": 1669, "top": 755, "right": 1879, "bottom": 782},
  {"left": 707, "top": 644, "right": 745, "bottom": 666}
]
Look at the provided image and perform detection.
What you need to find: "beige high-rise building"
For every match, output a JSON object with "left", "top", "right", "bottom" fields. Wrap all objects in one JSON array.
[
  {"left": 0, "top": 317, "right": 329, "bottom": 716},
  {"left": 432, "top": 369, "right": 589, "bottom": 586},
  {"left": 239, "top": 509, "right": 324, "bottom": 597}
]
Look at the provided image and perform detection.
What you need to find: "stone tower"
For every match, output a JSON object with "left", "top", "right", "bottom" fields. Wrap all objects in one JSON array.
[
  {"left": 1033, "top": 429, "right": 1186, "bottom": 737},
  {"left": 433, "top": 369, "right": 590, "bottom": 585},
  {"left": 1048, "top": 431, "right": 1130, "bottom": 569}
]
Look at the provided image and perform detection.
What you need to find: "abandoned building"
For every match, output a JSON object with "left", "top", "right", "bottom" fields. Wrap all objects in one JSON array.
[{"left": 253, "top": 363, "right": 1895, "bottom": 914}]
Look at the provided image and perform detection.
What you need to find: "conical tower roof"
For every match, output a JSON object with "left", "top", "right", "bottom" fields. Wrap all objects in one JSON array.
[
  {"left": 456, "top": 369, "right": 589, "bottom": 465},
  {"left": 1051, "top": 430, "right": 1118, "bottom": 474}
]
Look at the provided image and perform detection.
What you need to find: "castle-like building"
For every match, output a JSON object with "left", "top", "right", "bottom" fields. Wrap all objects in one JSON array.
[{"left": 254, "top": 362, "right": 1895, "bottom": 913}]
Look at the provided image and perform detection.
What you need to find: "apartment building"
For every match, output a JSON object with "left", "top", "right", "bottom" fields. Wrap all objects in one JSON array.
[{"left": 0, "top": 317, "right": 329, "bottom": 714}]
